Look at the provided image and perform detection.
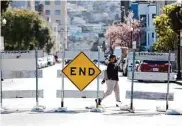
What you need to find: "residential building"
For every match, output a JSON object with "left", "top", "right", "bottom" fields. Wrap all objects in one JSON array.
[
  {"left": 38, "top": 0, "right": 62, "bottom": 25},
  {"left": 10, "top": 1, "right": 61, "bottom": 53},
  {"left": 130, "top": 1, "right": 157, "bottom": 51},
  {"left": 10, "top": 1, "right": 35, "bottom": 10}
]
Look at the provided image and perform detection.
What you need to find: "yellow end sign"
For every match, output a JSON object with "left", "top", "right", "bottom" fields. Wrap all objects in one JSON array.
[{"left": 62, "top": 52, "right": 101, "bottom": 91}]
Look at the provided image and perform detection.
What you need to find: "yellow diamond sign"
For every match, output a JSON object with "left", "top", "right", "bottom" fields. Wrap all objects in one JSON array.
[{"left": 62, "top": 52, "right": 101, "bottom": 91}]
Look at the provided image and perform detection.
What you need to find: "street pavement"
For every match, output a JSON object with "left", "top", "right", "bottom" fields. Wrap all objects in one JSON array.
[{"left": 1, "top": 63, "right": 182, "bottom": 126}]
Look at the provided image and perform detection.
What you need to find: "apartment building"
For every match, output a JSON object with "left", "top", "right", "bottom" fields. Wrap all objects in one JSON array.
[
  {"left": 35, "top": 1, "right": 62, "bottom": 25},
  {"left": 10, "top": 1, "right": 35, "bottom": 10},
  {"left": 130, "top": 1, "right": 156, "bottom": 51},
  {"left": 10, "top": 0, "right": 62, "bottom": 53}
]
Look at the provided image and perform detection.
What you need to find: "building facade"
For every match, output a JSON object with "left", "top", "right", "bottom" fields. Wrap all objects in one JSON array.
[
  {"left": 10, "top": 1, "right": 35, "bottom": 10},
  {"left": 130, "top": 1, "right": 156, "bottom": 51},
  {"left": 10, "top": 0, "right": 61, "bottom": 53}
]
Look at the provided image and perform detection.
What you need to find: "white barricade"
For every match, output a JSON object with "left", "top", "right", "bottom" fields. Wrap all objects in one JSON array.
[
  {"left": 127, "top": 52, "right": 177, "bottom": 81},
  {"left": 2, "top": 70, "right": 42, "bottom": 79},
  {"left": 128, "top": 52, "right": 175, "bottom": 61},
  {"left": 56, "top": 90, "right": 104, "bottom": 98},
  {"left": 125, "top": 91, "right": 174, "bottom": 101},
  {"left": 0, "top": 90, "right": 44, "bottom": 99},
  {"left": 128, "top": 72, "right": 176, "bottom": 81},
  {"left": 58, "top": 51, "right": 105, "bottom": 61},
  {"left": 0, "top": 50, "right": 44, "bottom": 59}
]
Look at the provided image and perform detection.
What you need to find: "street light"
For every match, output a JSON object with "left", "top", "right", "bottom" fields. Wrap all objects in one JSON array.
[
  {"left": 2, "top": 19, "right": 7, "bottom": 25},
  {"left": 177, "top": 0, "right": 181, "bottom": 79},
  {"left": 177, "top": 0, "right": 182, "bottom": 6}
]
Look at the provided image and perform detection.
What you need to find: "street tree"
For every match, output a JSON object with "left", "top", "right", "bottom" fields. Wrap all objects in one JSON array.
[
  {"left": 1, "top": 0, "right": 11, "bottom": 14},
  {"left": 105, "top": 12, "right": 143, "bottom": 50},
  {"left": 153, "top": 4, "right": 182, "bottom": 52},
  {"left": 1, "top": 8, "right": 53, "bottom": 52}
]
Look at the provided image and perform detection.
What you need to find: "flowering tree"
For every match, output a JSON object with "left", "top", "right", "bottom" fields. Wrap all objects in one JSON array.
[{"left": 105, "top": 12, "right": 143, "bottom": 50}]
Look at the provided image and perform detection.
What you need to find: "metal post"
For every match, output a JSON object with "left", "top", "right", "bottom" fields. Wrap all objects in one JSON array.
[
  {"left": 130, "top": 49, "right": 135, "bottom": 110},
  {"left": 177, "top": 32, "right": 181, "bottom": 79},
  {"left": 96, "top": 47, "right": 100, "bottom": 108},
  {"left": 0, "top": 52, "right": 2, "bottom": 108},
  {"left": 166, "top": 50, "right": 171, "bottom": 110},
  {"left": 61, "top": 43, "right": 65, "bottom": 107},
  {"left": 35, "top": 48, "right": 39, "bottom": 107}
]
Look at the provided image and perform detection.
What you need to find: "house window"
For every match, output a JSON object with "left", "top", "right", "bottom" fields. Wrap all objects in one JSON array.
[
  {"left": 152, "top": 14, "right": 156, "bottom": 18},
  {"left": 56, "top": 20, "right": 60, "bottom": 24},
  {"left": 55, "top": 0, "right": 60, "bottom": 5},
  {"left": 45, "top": 10, "right": 50, "bottom": 15},
  {"left": 148, "top": 33, "right": 150, "bottom": 45},
  {"left": 141, "top": 32, "right": 147, "bottom": 46},
  {"left": 140, "top": 15, "right": 146, "bottom": 27},
  {"left": 55, "top": 10, "right": 60, "bottom": 15},
  {"left": 45, "top": 1, "right": 50, "bottom": 5},
  {"left": 35, "top": 1, "right": 40, "bottom": 5},
  {"left": 148, "top": 14, "right": 149, "bottom": 26},
  {"left": 152, "top": 33, "right": 154, "bottom": 38}
]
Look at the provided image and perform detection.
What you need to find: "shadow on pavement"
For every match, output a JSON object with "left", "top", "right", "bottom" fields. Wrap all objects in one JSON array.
[
  {"left": 1, "top": 109, "right": 30, "bottom": 114},
  {"left": 103, "top": 111, "right": 164, "bottom": 117},
  {"left": 29, "top": 109, "right": 89, "bottom": 114},
  {"left": 112, "top": 109, "right": 150, "bottom": 112},
  {"left": 174, "top": 88, "right": 182, "bottom": 90}
]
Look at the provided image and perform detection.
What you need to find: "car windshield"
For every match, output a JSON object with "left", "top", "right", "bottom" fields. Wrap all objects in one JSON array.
[{"left": 143, "top": 60, "right": 168, "bottom": 64}]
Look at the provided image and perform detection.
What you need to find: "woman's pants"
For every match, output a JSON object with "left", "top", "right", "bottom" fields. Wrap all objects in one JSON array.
[{"left": 102, "top": 80, "right": 120, "bottom": 102}]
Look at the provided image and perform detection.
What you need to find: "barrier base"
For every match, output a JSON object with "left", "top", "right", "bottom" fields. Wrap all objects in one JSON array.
[
  {"left": 90, "top": 107, "right": 104, "bottom": 113},
  {"left": 55, "top": 107, "right": 68, "bottom": 112},
  {"left": 0, "top": 107, "right": 8, "bottom": 114},
  {"left": 156, "top": 106, "right": 166, "bottom": 112},
  {"left": 119, "top": 105, "right": 135, "bottom": 113},
  {"left": 31, "top": 105, "right": 45, "bottom": 112}
]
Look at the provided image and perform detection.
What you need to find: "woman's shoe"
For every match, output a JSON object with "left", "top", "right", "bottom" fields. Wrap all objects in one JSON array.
[
  {"left": 95, "top": 98, "right": 102, "bottom": 105},
  {"left": 116, "top": 101, "right": 122, "bottom": 107}
]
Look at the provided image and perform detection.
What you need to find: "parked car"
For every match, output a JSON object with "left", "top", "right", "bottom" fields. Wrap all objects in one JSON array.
[
  {"left": 137, "top": 60, "right": 171, "bottom": 72},
  {"left": 42, "top": 57, "right": 48, "bottom": 68},
  {"left": 122, "top": 58, "right": 140, "bottom": 77},
  {"left": 47, "top": 55, "right": 55, "bottom": 66},
  {"left": 38, "top": 58, "right": 43, "bottom": 69}
]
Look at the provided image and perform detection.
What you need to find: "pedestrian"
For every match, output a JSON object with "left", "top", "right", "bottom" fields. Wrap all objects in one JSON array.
[{"left": 95, "top": 54, "right": 122, "bottom": 107}]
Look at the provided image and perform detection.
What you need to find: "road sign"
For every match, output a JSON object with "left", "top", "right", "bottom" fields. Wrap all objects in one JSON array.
[{"left": 62, "top": 52, "right": 101, "bottom": 91}]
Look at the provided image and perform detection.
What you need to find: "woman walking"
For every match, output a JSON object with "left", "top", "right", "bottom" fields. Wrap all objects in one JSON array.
[{"left": 95, "top": 54, "right": 122, "bottom": 107}]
